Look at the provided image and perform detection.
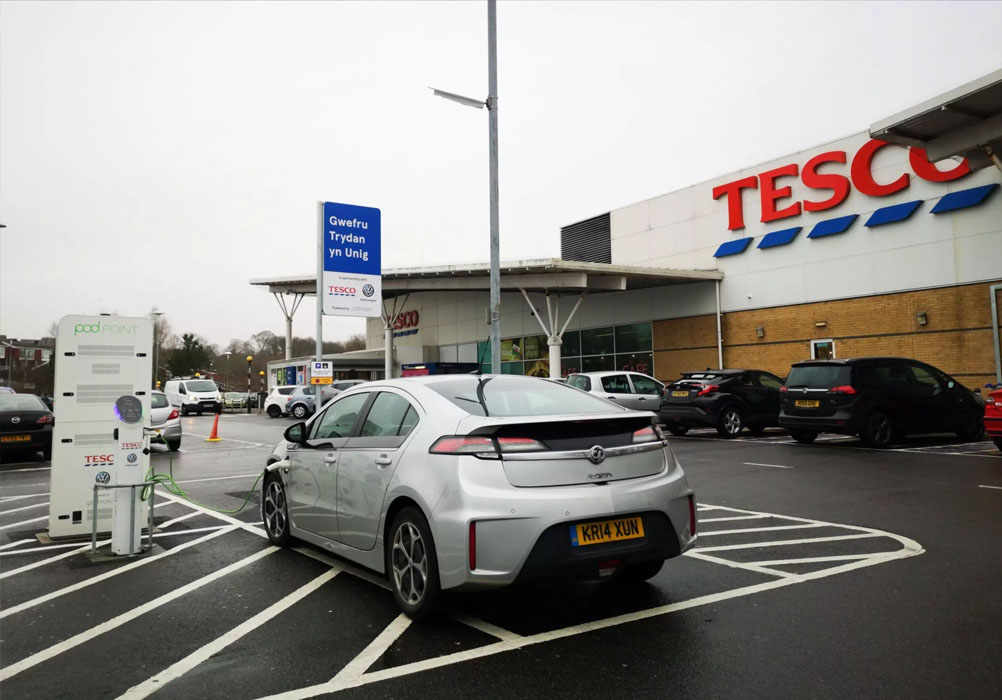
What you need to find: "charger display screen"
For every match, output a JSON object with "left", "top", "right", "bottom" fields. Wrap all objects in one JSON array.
[{"left": 115, "top": 396, "right": 143, "bottom": 424}]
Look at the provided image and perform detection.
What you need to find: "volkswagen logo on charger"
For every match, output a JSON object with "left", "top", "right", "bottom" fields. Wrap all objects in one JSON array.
[
  {"left": 362, "top": 284, "right": 375, "bottom": 298},
  {"left": 95, "top": 471, "right": 111, "bottom": 484},
  {"left": 586, "top": 445, "right": 606, "bottom": 465}
]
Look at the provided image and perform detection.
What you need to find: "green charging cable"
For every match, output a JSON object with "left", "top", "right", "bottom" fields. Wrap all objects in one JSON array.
[{"left": 141, "top": 447, "right": 264, "bottom": 515}]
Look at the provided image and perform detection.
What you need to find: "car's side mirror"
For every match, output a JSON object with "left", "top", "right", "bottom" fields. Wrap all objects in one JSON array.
[
  {"left": 973, "top": 387, "right": 981, "bottom": 395},
  {"left": 284, "top": 422, "right": 308, "bottom": 445}
]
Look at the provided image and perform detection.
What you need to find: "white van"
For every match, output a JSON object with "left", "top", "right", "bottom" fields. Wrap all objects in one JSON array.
[{"left": 163, "top": 378, "right": 223, "bottom": 415}]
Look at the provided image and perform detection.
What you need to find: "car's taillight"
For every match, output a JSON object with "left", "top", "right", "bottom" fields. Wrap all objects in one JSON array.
[
  {"left": 688, "top": 494, "right": 697, "bottom": 537},
  {"left": 632, "top": 426, "right": 660, "bottom": 443},
  {"left": 831, "top": 385, "right": 857, "bottom": 395},
  {"left": 779, "top": 386, "right": 788, "bottom": 393},
  {"left": 696, "top": 384, "right": 719, "bottom": 396},
  {"left": 37, "top": 414, "right": 54, "bottom": 424},
  {"left": 468, "top": 521, "right": 477, "bottom": 570},
  {"left": 496, "top": 437, "right": 546, "bottom": 453},
  {"left": 429, "top": 436, "right": 497, "bottom": 456},
  {"left": 168, "top": 409, "right": 180, "bottom": 420}
]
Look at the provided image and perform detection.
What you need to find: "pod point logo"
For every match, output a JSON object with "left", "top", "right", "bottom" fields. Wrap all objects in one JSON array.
[
  {"left": 362, "top": 284, "right": 375, "bottom": 298},
  {"left": 74, "top": 322, "right": 141, "bottom": 336},
  {"left": 95, "top": 471, "right": 111, "bottom": 484},
  {"left": 127, "top": 453, "right": 138, "bottom": 464}
]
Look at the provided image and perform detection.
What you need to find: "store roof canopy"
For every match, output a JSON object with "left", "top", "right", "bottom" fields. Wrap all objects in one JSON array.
[
  {"left": 250, "top": 258, "right": 722, "bottom": 297},
  {"left": 869, "top": 68, "right": 1002, "bottom": 168}
]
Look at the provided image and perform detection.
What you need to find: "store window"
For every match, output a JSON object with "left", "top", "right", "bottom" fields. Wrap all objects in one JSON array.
[
  {"left": 616, "top": 352, "right": 653, "bottom": 375},
  {"left": 501, "top": 339, "right": 522, "bottom": 362},
  {"left": 522, "top": 334, "right": 547, "bottom": 360},
  {"left": 562, "top": 330, "right": 581, "bottom": 358},
  {"left": 581, "top": 327, "right": 615, "bottom": 356},
  {"left": 501, "top": 362, "right": 524, "bottom": 375},
  {"left": 811, "top": 339, "right": 835, "bottom": 360},
  {"left": 615, "top": 323, "right": 653, "bottom": 354},
  {"left": 582, "top": 355, "right": 614, "bottom": 372}
]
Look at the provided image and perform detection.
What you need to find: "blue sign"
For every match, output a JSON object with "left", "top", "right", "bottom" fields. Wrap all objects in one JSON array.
[
  {"left": 323, "top": 202, "right": 380, "bottom": 274},
  {"left": 321, "top": 201, "right": 382, "bottom": 318}
]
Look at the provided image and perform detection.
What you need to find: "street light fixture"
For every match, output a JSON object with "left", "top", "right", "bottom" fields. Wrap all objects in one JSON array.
[
  {"left": 151, "top": 310, "right": 164, "bottom": 389},
  {"left": 222, "top": 352, "right": 232, "bottom": 392},
  {"left": 429, "top": 0, "right": 501, "bottom": 374}
]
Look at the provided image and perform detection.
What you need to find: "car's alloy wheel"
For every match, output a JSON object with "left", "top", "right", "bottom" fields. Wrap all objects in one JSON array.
[
  {"left": 956, "top": 411, "right": 985, "bottom": 442},
  {"left": 267, "top": 405, "right": 281, "bottom": 418},
  {"left": 716, "top": 407, "right": 743, "bottom": 437},
  {"left": 292, "top": 404, "right": 307, "bottom": 419},
  {"left": 262, "top": 476, "right": 291, "bottom": 546},
  {"left": 861, "top": 411, "right": 894, "bottom": 448},
  {"left": 387, "top": 507, "right": 440, "bottom": 619},
  {"left": 666, "top": 424, "right": 689, "bottom": 436}
]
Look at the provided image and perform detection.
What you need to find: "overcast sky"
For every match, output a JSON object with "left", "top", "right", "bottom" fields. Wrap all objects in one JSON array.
[{"left": 2, "top": 0, "right": 1001, "bottom": 348}]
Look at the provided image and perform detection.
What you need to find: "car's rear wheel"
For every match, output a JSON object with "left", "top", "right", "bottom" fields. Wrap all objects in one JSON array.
[
  {"left": 615, "top": 559, "right": 664, "bottom": 583},
  {"left": 262, "top": 475, "right": 291, "bottom": 546},
  {"left": 291, "top": 404, "right": 308, "bottom": 420},
  {"left": 387, "top": 507, "right": 440, "bottom": 620},
  {"left": 861, "top": 410, "right": 895, "bottom": 448},
  {"left": 716, "top": 406, "right": 743, "bottom": 438},
  {"left": 956, "top": 411, "right": 985, "bottom": 442},
  {"left": 266, "top": 405, "right": 281, "bottom": 418},
  {"left": 666, "top": 424, "right": 689, "bottom": 436},
  {"left": 181, "top": 406, "right": 189, "bottom": 416},
  {"left": 791, "top": 430, "right": 819, "bottom": 444}
]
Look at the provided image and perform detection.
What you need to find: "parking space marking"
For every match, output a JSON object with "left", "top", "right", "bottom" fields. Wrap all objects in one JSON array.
[
  {"left": 0, "top": 525, "right": 230, "bottom": 557},
  {"left": 699, "top": 523, "right": 825, "bottom": 537},
  {"left": 0, "top": 514, "right": 48, "bottom": 531},
  {"left": 698, "top": 515, "right": 769, "bottom": 523},
  {"left": 0, "top": 545, "right": 279, "bottom": 682},
  {"left": 453, "top": 614, "right": 523, "bottom": 642},
  {"left": 743, "top": 462, "right": 793, "bottom": 469},
  {"left": 0, "top": 525, "right": 237, "bottom": 619},
  {"left": 979, "top": 484, "right": 1002, "bottom": 490},
  {"left": 696, "top": 532, "right": 881, "bottom": 553},
  {"left": 332, "top": 613, "right": 413, "bottom": 684},
  {"left": 0, "top": 539, "right": 33, "bottom": 551},
  {"left": 0, "top": 492, "right": 49, "bottom": 503},
  {"left": 172, "top": 473, "right": 261, "bottom": 485},
  {"left": 0, "top": 466, "right": 51, "bottom": 473},
  {"left": 754, "top": 554, "right": 892, "bottom": 566},
  {"left": 157, "top": 491, "right": 269, "bottom": 540},
  {"left": 0, "top": 500, "right": 49, "bottom": 515},
  {"left": 119, "top": 567, "right": 342, "bottom": 700},
  {"left": 184, "top": 433, "right": 270, "bottom": 448},
  {"left": 683, "top": 550, "right": 798, "bottom": 579},
  {"left": 157, "top": 511, "right": 202, "bottom": 529}
]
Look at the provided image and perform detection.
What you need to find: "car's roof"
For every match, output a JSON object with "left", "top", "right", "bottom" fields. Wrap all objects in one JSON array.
[
  {"left": 681, "top": 369, "right": 745, "bottom": 376},
  {"left": 566, "top": 371, "right": 653, "bottom": 378},
  {"left": 792, "top": 357, "right": 921, "bottom": 366}
]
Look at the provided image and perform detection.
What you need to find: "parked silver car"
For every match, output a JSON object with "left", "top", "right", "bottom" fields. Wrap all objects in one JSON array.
[
  {"left": 565, "top": 371, "right": 665, "bottom": 412},
  {"left": 149, "top": 391, "right": 182, "bottom": 452},
  {"left": 262, "top": 374, "right": 696, "bottom": 619}
]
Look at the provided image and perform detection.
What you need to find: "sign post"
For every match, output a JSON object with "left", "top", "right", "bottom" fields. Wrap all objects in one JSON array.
[{"left": 316, "top": 201, "right": 382, "bottom": 366}]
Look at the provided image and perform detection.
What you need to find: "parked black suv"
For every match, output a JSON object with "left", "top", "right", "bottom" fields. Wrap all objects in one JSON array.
[
  {"left": 659, "top": 369, "right": 786, "bottom": 437},
  {"left": 779, "top": 357, "right": 985, "bottom": 447}
]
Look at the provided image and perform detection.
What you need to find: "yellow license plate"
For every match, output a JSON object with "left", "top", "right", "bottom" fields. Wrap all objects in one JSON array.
[
  {"left": 671, "top": 391, "right": 689, "bottom": 397},
  {"left": 795, "top": 400, "right": 820, "bottom": 408},
  {"left": 1, "top": 434, "right": 32, "bottom": 443},
  {"left": 570, "top": 517, "right": 645, "bottom": 547}
]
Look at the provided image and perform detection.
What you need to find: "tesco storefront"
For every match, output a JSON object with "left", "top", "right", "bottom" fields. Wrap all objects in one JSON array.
[{"left": 358, "top": 129, "right": 1000, "bottom": 389}]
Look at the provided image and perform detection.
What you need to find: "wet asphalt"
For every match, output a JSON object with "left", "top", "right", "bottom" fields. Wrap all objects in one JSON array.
[{"left": 1, "top": 411, "right": 1000, "bottom": 700}]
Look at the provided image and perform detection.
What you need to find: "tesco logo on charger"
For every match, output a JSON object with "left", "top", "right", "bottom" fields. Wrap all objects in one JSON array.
[
  {"left": 327, "top": 286, "right": 357, "bottom": 297},
  {"left": 84, "top": 454, "right": 114, "bottom": 467},
  {"left": 712, "top": 139, "right": 972, "bottom": 231}
]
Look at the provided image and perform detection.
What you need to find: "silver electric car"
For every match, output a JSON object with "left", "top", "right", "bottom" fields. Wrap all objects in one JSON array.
[{"left": 261, "top": 374, "right": 696, "bottom": 619}]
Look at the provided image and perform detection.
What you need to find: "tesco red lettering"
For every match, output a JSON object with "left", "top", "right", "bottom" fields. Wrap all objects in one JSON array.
[
  {"left": 714, "top": 139, "right": 972, "bottom": 230},
  {"left": 328, "top": 286, "right": 357, "bottom": 294},
  {"left": 393, "top": 310, "right": 420, "bottom": 331}
]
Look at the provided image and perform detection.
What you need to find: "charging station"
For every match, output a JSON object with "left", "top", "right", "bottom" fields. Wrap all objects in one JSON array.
[{"left": 48, "top": 315, "right": 152, "bottom": 554}]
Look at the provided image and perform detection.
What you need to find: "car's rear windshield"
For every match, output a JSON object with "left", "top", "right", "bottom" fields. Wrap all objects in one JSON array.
[
  {"left": 786, "top": 365, "right": 851, "bottom": 389},
  {"left": 677, "top": 373, "right": 729, "bottom": 384},
  {"left": 184, "top": 380, "right": 217, "bottom": 392},
  {"left": 428, "top": 376, "right": 623, "bottom": 417},
  {"left": 565, "top": 375, "right": 591, "bottom": 391},
  {"left": 151, "top": 393, "right": 169, "bottom": 409},
  {"left": 0, "top": 395, "right": 47, "bottom": 412}
]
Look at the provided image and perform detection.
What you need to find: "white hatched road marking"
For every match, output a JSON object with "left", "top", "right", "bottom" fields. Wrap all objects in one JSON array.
[
  {"left": 118, "top": 567, "right": 340, "bottom": 699},
  {"left": 0, "top": 500, "right": 49, "bottom": 515},
  {"left": 0, "top": 546, "right": 278, "bottom": 682},
  {"left": 0, "top": 539, "right": 33, "bottom": 551},
  {"left": 696, "top": 532, "right": 880, "bottom": 553},
  {"left": 698, "top": 515, "right": 769, "bottom": 523},
  {"left": 332, "top": 613, "right": 413, "bottom": 683},
  {"left": 698, "top": 523, "right": 825, "bottom": 536},
  {"left": 0, "top": 492, "right": 49, "bottom": 503},
  {"left": 0, "top": 525, "right": 228, "bottom": 557},
  {"left": 743, "top": 462, "right": 794, "bottom": 469},
  {"left": 979, "top": 484, "right": 1002, "bottom": 490},
  {"left": 0, "top": 514, "right": 47, "bottom": 531},
  {"left": 684, "top": 550, "right": 798, "bottom": 579}
]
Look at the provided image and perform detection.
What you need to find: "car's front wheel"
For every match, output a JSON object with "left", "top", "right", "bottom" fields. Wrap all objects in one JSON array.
[
  {"left": 665, "top": 424, "right": 689, "bottom": 436},
  {"left": 291, "top": 404, "right": 308, "bottom": 420},
  {"left": 956, "top": 411, "right": 985, "bottom": 442},
  {"left": 716, "top": 406, "right": 743, "bottom": 438},
  {"left": 861, "top": 410, "right": 896, "bottom": 448},
  {"left": 791, "top": 430, "right": 818, "bottom": 444},
  {"left": 387, "top": 507, "right": 440, "bottom": 620},
  {"left": 266, "top": 404, "right": 281, "bottom": 418},
  {"left": 262, "top": 475, "right": 291, "bottom": 546}
]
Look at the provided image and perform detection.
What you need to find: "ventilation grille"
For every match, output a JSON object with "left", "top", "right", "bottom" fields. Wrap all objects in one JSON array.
[
  {"left": 74, "top": 433, "right": 115, "bottom": 447},
  {"left": 78, "top": 345, "right": 135, "bottom": 358},
  {"left": 560, "top": 213, "right": 611, "bottom": 263},
  {"left": 91, "top": 363, "right": 121, "bottom": 375},
  {"left": 76, "top": 384, "right": 132, "bottom": 404}
]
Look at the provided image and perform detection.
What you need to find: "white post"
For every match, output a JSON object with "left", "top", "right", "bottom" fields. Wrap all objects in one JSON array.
[
  {"left": 384, "top": 320, "right": 393, "bottom": 380},
  {"left": 548, "top": 336, "right": 562, "bottom": 379}
]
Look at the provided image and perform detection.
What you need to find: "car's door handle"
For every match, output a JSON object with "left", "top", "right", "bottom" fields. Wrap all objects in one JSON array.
[
  {"left": 375, "top": 455, "right": 392, "bottom": 467},
  {"left": 638, "top": 397, "right": 647, "bottom": 401},
  {"left": 607, "top": 395, "right": 617, "bottom": 399},
  {"left": 324, "top": 454, "right": 338, "bottom": 465}
]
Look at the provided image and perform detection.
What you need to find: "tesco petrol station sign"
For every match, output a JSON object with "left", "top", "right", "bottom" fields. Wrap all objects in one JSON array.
[{"left": 710, "top": 139, "right": 999, "bottom": 258}]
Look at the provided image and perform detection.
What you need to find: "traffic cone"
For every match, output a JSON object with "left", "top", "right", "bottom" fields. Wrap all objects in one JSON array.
[{"left": 205, "top": 413, "right": 222, "bottom": 442}]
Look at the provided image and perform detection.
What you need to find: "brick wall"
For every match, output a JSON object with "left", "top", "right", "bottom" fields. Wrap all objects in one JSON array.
[{"left": 652, "top": 280, "right": 1002, "bottom": 388}]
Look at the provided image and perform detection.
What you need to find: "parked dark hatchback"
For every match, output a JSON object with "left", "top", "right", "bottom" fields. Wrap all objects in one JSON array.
[
  {"left": 779, "top": 357, "right": 985, "bottom": 447},
  {"left": 0, "top": 393, "right": 54, "bottom": 461},
  {"left": 658, "top": 369, "right": 786, "bottom": 437}
]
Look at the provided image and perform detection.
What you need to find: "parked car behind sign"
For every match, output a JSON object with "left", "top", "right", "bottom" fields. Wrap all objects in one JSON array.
[
  {"left": 659, "top": 369, "right": 785, "bottom": 437},
  {"left": 149, "top": 391, "right": 182, "bottom": 452},
  {"left": 565, "top": 371, "right": 664, "bottom": 412},
  {"left": 0, "top": 393, "right": 54, "bottom": 461}
]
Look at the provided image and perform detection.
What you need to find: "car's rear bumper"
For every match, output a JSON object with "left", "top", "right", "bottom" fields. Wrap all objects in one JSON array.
[
  {"left": 658, "top": 404, "right": 715, "bottom": 427},
  {"left": 150, "top": 422, "right": 182, "bottom": 442},
  {"left": 779, "top": 411, "right": 858, "bottom": 434},
  {"left": 0, "top": 430, "right": 52, "bottom": 452},
  {"left": 985, "top": 415, "right": 1002, "bottom": 438}
]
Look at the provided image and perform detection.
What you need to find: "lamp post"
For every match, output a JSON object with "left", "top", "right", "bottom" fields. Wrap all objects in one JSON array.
[
  {"left": 246, "top": 355, "right": 253, "bottom": 414},
  {"left": 258, "top": 370, "right": 265, "bottom": 414},
  {"left": 430, "top": 0, "right": 500, "bottom": 373},
  {"left": 222, "top": 352, "right": 232, "bottom": 392},
  {"left": 151, "top": 310, "right": 164, "bottom": 389}
]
